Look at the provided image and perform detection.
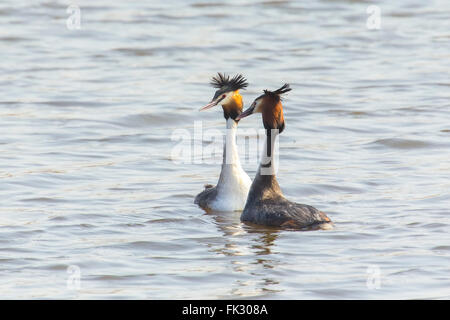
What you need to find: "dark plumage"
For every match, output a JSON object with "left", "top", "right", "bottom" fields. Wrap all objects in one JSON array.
[
  {"left": 253, "top": 83, "right": 292, "bottom": 103},
  {"left": 268, "top": 83, "right": 291, "bottom": 96},
  {"left": 209, "top": 73, "right": 248, "bottom": 121},
  {"left": 194, "top": 184, "right": 217, "bottom": 210},
  {"left": 241, "top": 173, "right": 331, "bottom": 230},
  {"left": 210, "top": 73, "right": 248, "bottom": 91},
  {"left": 238, "top": 84, "right": 332, "bottom": 230}
]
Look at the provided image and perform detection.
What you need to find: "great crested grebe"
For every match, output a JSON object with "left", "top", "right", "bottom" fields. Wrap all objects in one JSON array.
[
  {"left": 194, "top": 73, "right": 252, "bottom": 212},
  {"left": 235, "top": 84, "right": 332, "bottom": 229}
]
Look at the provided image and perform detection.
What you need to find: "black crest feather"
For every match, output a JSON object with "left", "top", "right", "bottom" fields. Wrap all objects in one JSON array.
[
  {"left": 263, "top": 83, "right": 291, "bottom": 97},
  {"left": 210, "top": 72, "right": 248, "bottom": 91}
]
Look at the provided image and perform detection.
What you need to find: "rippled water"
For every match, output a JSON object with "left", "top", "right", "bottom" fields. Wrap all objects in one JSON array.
[{"left": 1, "top": 0, "right": 449, "bottom": 299}]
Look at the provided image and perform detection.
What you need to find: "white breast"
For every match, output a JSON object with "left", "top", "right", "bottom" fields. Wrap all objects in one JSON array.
[{"left": 208, "top": 119, "right": 251, "bottom": 212}]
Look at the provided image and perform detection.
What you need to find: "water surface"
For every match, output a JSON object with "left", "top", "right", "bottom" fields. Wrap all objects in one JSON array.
[{"left": 0, "top": 0, "right": 449, "bottom": 299}]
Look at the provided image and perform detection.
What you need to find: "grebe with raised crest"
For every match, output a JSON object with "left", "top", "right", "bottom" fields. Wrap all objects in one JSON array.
[
  {"left": 235, "top": 84, "right": 332, "bottom": 229},
  {"left": 194, "top": 73, "right": 252, "bottom": 212}
]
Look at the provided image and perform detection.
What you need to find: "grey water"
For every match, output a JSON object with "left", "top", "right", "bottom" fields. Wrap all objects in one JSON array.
[{"left": 0, "top": 0, "right": 449, "bottom": 299}]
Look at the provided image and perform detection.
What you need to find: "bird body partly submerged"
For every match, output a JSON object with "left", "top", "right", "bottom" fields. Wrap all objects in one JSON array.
[
  {"left": 195, "top": 73, "right": 251, "bottom": 212},
  {"left": 195, "top": 118, "right": 251, "bottom": 212},
  {"left": 236, "top": 84, "right": 332, "bottom": 229},
  {"left": 240, "top": 158, "right": 331, "bottom": 230}
]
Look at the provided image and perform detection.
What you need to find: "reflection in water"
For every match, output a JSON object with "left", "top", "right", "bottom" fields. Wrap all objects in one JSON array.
[
  {"left": 1, "top": 0, "right": 449, "bottom": 299},
  {"left": 206, "top": 210, "right": 282, "bottom": 296}
]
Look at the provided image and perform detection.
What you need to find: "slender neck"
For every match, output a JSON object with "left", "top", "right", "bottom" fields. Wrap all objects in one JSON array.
[
  {"left": 216, "top": 118, "right": 244, "bottom": 188},
  {"left": 222, "top": 118, "right": 241, "bottom": 166},
  {"left": 258, "top": 129, "right": 277, "bottom": 176},
  {"left": 247, "top": 129, "right": 283, "bottom": 202}
]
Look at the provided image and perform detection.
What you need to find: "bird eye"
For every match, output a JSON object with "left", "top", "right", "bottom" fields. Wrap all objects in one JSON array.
[{"left": 222, "top": 94, "right": 226, "bottom": 98}]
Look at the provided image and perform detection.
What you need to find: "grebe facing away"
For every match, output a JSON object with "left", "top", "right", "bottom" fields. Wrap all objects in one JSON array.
[
  {"left": 194, "top": 73, "right": 251, "bottom": 212},
  {"left": 236, "top": 84, "right": 332, "bottom": 229}
]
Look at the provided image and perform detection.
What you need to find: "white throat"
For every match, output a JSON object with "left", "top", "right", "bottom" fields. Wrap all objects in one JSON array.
[
  {"left": 257, "top": 129, "right": 279, "bottom": 177},
  {"left": 211, "top": 118, "right": 251, "bottom": 211}
]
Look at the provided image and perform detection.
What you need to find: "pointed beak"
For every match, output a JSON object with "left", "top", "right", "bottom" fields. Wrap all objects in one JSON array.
[
  {"left": 235, "top": 103, "right": 255, "bottom": 120},
  {"left": 199, "top": 96, "right": 224, "bottom": 111}
]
